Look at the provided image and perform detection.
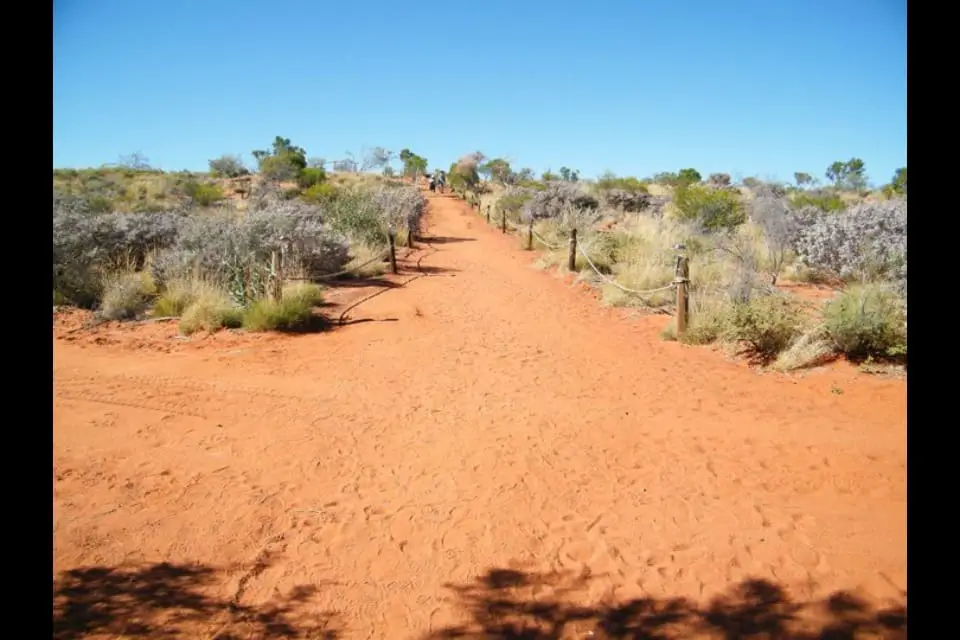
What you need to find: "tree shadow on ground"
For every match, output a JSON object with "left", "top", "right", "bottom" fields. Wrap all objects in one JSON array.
[
  {"left": 418, "top": 235, "right": 477, "bottom": 245},
  {"left": 423, "top": 568, "right": 906, "bottom": 639},
  {"left": 53, "top": 562, "right": 341, "bottom": 639}
]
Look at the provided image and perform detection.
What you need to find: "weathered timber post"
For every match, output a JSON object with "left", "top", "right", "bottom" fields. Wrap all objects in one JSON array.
[
  {"left": 674, "top": 254, "right": 690, "bottom": 336},
  {"left": 388, "top": 231, "right": 398, "bottom": 274},
  {"left": 568, "top": 228, "right": 578, "bottom": 272}
]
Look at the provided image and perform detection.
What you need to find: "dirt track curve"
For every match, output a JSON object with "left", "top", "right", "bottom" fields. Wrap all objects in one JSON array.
[{"left": 54, "top": 193, "right": 906, "bottom": 639}]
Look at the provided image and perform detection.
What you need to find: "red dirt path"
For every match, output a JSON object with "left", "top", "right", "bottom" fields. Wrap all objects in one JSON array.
[{"left": 53, "top": 193, "right": 906, "bottom": 639}]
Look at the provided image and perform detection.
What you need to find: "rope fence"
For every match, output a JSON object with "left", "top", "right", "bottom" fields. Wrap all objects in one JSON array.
[{"left": 464, "top": 196, "right": 692, "bottom": 335}]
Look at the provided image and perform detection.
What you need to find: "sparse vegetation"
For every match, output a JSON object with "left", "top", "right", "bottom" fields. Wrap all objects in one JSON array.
[
  {"left": 53, "top": 135, "right": 425, "bottom": 334},
  {"left": 447, "top": 151, "right": 906, "bottom": 370},
  {"left": 54, "top": 138, "right": 905, "bottom": 369}
]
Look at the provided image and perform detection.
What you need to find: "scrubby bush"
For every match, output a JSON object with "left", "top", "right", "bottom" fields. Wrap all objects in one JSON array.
[
  {"left": 822, "top": 284, "right": 906, "bottom": 360},
  {"left": 522, "top": 182, "right": 599, "bottom": 221},
  {"left": 99, "top": 272, "right": 153, "bottom": 320},
  {"left": 297, "top": 167, "right": 327, "bottom": 189},
  {"left": 595, "top": 175, "right": 649, "bottom": 194},
  {"left": 150, "top": 201, "right": 350, "bottom": 305},
  {"left": 708, "top": 173, "right": 732, "bottom": 188},
  {"left": 789, "top": 190, "right": 846, "bottom": 213},
  {"left": 208, "top": 155, "right": 249, "bottom": 178},
  {"left": 602, "top": 189, "right": 657, "bottom": 213},
  {"left": 182, "top": 180, "right": 225, "bottom": 206},
  {"left": 721, "top": 294, "right": 806, "bottom": 360},
  {"left": 53, "top": 197, "right": 183, "bottom": 307},
  {"left": 792, "top": 199, "right": 907, "bottom": 293},
  {"left": 241, "top": 284, "right": 325, "bottom": 332},
  {"left": 495, "top": 186, "right": 537, "bottom": 222},
  {"left": 673, "top": 183, "right": 745, "bottom": 231},
  {"left": 371, "top": 185, "right": 426, "bottom": 239},
  {"left": 302, "top": 183, "right": 338, "bottom": 204},
  {"left": 747, "top": 191, "right": 799, "bottom": 285},
  {"left": 179, "top": 291, "right": 242, "bottom": 335}
]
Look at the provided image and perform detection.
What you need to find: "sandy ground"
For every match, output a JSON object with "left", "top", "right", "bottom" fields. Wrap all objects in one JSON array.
[{"left": 53, "top": 193, "right": 907, "bottom": 639}]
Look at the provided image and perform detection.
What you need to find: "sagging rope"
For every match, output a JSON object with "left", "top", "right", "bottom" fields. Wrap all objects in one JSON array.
[
  {"left": 576, "top": 240, "right": 677, "bottom": 297},
  {"left": 314, "top": 247, "right": 392, "bottom": 281}
]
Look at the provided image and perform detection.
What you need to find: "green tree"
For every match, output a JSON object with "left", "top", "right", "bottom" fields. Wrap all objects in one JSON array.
[
  {"left": 515, "top": 168, "right": 535, "bottom": 182},
  {"left": 825, "top": 158, "right": 867, "bottom": 190},
  {"left": 480, "top": 158, "right": 513, "bottom": 184},
  {"left": 558, "top": 166, "right": 580, "bottom": 182},
  {"left": 252, "top": 136, "right": 307, "bottom": 181},
  {"left": 891, "top": 167, "right": 906, "bottom": 195},
  {"left": 793, "top": 172, "right": 814, "bottom": 187},
  {"left": 541, "top": 169, "right": 558, "bottom": 182},
  {"left": 399, "top": 148, "right": 428, "bottom": 179},
  {"left": 449, "top": 152, "right": 485, "bottom": 191},
  {"left": 677, "top": 168, "right": 702, "bottom": 185}
]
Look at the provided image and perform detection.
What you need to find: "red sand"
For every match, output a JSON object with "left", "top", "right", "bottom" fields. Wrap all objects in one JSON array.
[{"left": 53, "top": 193, "right": 906, "bottom": 639}]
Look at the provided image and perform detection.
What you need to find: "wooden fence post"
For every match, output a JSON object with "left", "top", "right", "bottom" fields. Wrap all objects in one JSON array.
[
  {"left": 270, "top": 250, "right": 281, "bottom": 301},
  {"left": 388, "top": 231, "right": 398, "bottom": 274},
  {"left": 486, "top": 206, "right": 490, "bottom": 224},
  {"left": 568, "top": 228, "right": 578, "bottom": 271},
  {"left": 501, "top": 209, "right": 507, "bottom": 234},
  {"left": 674, "top": 255, "right": 690, "bottom": 336},
  {"left": 526, "top": 220, "right": 534, "bottom": 250}
]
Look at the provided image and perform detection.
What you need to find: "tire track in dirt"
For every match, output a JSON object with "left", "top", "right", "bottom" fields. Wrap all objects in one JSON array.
[{"left": 54, "top": 192, "right": 906, "bottom": 638}]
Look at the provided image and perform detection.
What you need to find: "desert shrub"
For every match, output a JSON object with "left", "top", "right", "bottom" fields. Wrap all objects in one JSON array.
[
  {"left": 182, "top": 180, "right": 225, "bottom": 206},
  {"left": 522, "top": 182, "right": 599, "bottom": 221},
  {"left": 282, "top": 187, "right": 302, "bottom": 200},
  {"left": 151, "top": 201, "right": 349, "bottom": 305},
  {"left": 302, "top": 183, "right": 338, "bottom": 203},
  {"left": 708, "top": 173, "right": 732, "bottom": 188},
  {"left": 789, "top": 190, "right": 846, "bottom": 213},
  {"left": 371, "top": 185, "right": 426, "bottom": 239},
  {"left": 602, "top": 189, "right": 652, "bottom": 213},
  {"left": 679, "top": 294, "right": 728, "bottom": 345},
  {"left": 208, "top": 155, "right": 249, "bottom": 178},
  {"left": 822, "top": 284, "right": 906, "bottom": 360},
  {"left": 319, "top": 188, "right": 385, "bottom": 247},
  {"left": 495, "top": 186, "right": 537, "bottom": 222},
  {"left": 242, "top": 294, "right": 318, "bottom": 332},
  {"left": 595, "top": 175, "right": 649, "bottom": 194},
  {"left": 283, "top": 282, "right": 325, "bottom": 306},
  {"left": 153, "top": 278, "right": 224, "bottom": 317},
  {"left": 746, "top": 192, "right": 801, "bottom": 285},
  {"left": 792, "top": 199, "right": 906, "bottom": 293},
  {"left": 674, "top": 184, "right": 745, "bottom": 231},
  {"left": 259, "top": 155, "right": 301, "bottom": 182},
  {"left": 99, "top": 272, "right": 153, "bottom": 320},
  {"left": 297, "top": 167, "right": 327, "bottom": 189},
  {"left": 53, "top": 199, "right": 183, "bottom": 307},
  {"left": 721, "top": 293, "right": 806, "bottom": 359},
  {"left": 179, "top": 291, "right": 241, "bottom": 335}
]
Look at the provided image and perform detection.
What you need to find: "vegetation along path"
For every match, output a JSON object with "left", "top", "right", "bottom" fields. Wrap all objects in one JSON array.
[{"left": 53, "top": 192, "right": 906, "bottom": 638}]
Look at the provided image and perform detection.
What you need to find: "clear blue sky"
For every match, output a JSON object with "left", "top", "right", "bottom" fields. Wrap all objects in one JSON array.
[{"left": 54, "top": 0, "right": 906, "bottom": 185}]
